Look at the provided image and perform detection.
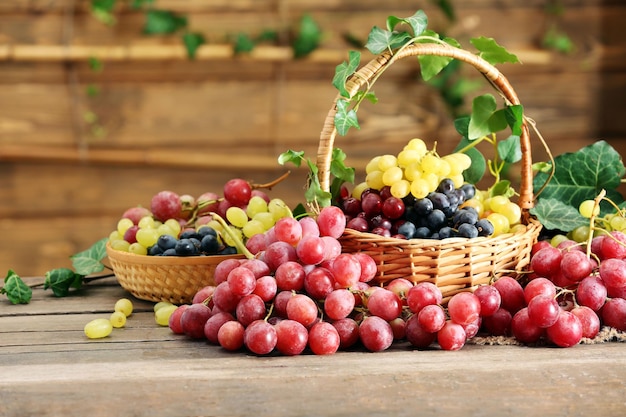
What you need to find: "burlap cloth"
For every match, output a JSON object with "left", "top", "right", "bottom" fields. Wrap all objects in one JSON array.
[{"left": 468, "top": 326, "right": 626, "bottom": 346}]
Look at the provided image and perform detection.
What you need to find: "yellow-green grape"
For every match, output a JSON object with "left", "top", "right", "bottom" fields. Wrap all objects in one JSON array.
[
  {"left": 403, "top": 162, "right": 423, "bottom": 182},
  {"left": 436, "top": 159, "right": 451, "bottom": 177},
  {"left": 110, "top": 311, "right": 127, "bottom": 328},
  {"left": 411, "top": 178, "right": 430, "bottom": 199},
  {"left": 117, "top": 218, "right": 134, "bottom": 235},
  {"left": 268, "top": 198, "right": 292, "bottom": 221},
  {"left": 84, "top": 318, "right": 113, "bottom": 339},
  {"left": 570, "top": 225, "right": 591, "bottom": 243},
  {"left": 450, "top": 174, "right": 465, "bottom": 189},
  {"left": 487, "top": 212, "right": 510, "bottom": 236},
  {"left": 226, "top": 206, "right": 249, "bottom": 228},
  {"left": 114, "top": 298, "right": 134, "bottom": 317},
  {"left": 396, "top": 149, "right": 422, "bottom": 167},
  {"left": 442, "top": 154, "right": 462, "bottom": 175},
  {"left": 110, "top": 239, "right": 130, "bottom": 252},
  {"left": 510, "top": 224, "right": 527, "bottom": 234},
  {"left": 461, "top": 198, "right": 485, "bottom": 218},
  {"left": 419, "top": 153, "right": 442, "bottom": 174},
  {"left": 157, "top": 223, "right": 177, "bottom": 238},
  {"left": 390, "top": 180, "right": 411, "bottom": 199},
  {"left": 253, "top": 212, "right": 275, "bottom": 230},
  {"left": 377, "top": 154, "right": 398, "bottom": 172},
  {"left": 164, "top": 218, "right": 182, "bottom": 236},
  {"left": 155, "top": 304, "right": 178, "bottom": 326},
  {"left": 109, "top": 230, "right": 123, "bottom": 241},
  {"left": 422, "top": 172, "right": 439, "bottom": 192},
  {"left": 154, "top": 301, "right": 174, "bottom": 313},
  {"left": 128, "top": 242, "right": 148, "bottom": 255},
  {"left": 487, "top": 195, "right": 509, "bottom": 214},
  {"left": 365, "top": 156, "right": 381, "bottom": 174},
  {"left": 138, "top": 216, "right": 156, "bottom": 229},
  {"left": 609, "top": 215, "right": 626, "bottom": 232},
  {"left": 405, "top": 138, "right": 427, "bottom": 154},
  {"left": 206, "top": 219, "right": 224, "bottom": 234},
  {"left": 550, "top": 234, "right": 569, "bottom": 247},
  {"left": 246, "top": 195, "right": 269, "bottom": 219},
  {"left": 352, "top": 182, "right": 369, "bottom": 200},
  {"left": 365, "top": 170, "right": 385, "bottom": 190},
  {"left": 243, "top": 219, "right": 266, "bottom": 238},
  {"left": 382, "top": 166, "right": 404, "bottom": 186},
  {"left": 500, "top": 201, "right": 522, "bottom": 226},
  {"left": 222, "top": 225, "right": 243, "bottom": 248},
  {"left": 136, "top": 227, "right": 159, "bottom": 248},
  {"left": 578, "top": 200, "right": 600, "bottom": 219}
]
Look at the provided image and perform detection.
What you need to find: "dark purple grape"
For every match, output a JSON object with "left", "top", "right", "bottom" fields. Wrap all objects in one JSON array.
[
  {"left": 428, "top": 192, "right": 450, "bottom": 212},
  {"left": 346, "top": 216, "right": 369, "bottom": 232},
  {"left": 458, "top": 223, "right": 479, "bottom": 238},
  {"left": 437, "top": 178, "right": 455, "bottom": 194},
  {"left": 361, "top": 193, "right": 382, "bottom": 217},
  {"left": 414, "top": 198, "right": 433, "bottom": 216},
  {"left": 397, "top": 221, "right": 416, "bottom": 239},
  {"left": 426, "top": 209, "right": 446, "bottom": 231},
  {"left": 476, "top": 219, "right": 495, "bottom": 237},
  {"left": 342, "top": 197, "right": 362, "bottom": 216},
  {"left": 460, "top": 184, "right": 476, "bottom": 200}
]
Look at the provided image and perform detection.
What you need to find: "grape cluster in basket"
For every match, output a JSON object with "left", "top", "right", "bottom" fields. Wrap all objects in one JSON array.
[
  {"left": 339, "top": 138, "right": 523, "bottom": 239},
  {"left": 107, "top": 177, "right": 293, "bottom": 257}
]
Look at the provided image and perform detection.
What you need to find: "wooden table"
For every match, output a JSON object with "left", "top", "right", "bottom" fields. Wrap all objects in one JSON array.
[{"left": 1, "top": 276, "right": 625, "bottom": 417}]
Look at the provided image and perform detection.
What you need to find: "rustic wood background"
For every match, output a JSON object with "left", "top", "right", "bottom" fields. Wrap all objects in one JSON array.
[{"left": 1, "top": 0, "right": 625, "bottom": 277}]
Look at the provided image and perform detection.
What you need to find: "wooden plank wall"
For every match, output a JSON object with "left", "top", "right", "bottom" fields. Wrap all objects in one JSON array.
[{"left": 1, "top": 0, "right": 625, "bottom": 277}]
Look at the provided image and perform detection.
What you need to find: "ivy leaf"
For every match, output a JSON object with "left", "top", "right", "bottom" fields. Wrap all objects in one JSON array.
[
  {"left": 329, "top": 148, "right": 355, "bottom": 185},
  {"left": 417, "top": 32, "right": 460, "bottom": 81},
  {"left": 144, "top": 10, "right": 187, "bottom": 35},
  {"left": 530, "top": 198, "right": 587, "bottom": 232},
  {"left": 490, "top": 180, "right": 515, "bottom": 198},
  {"left": 2, "top": 269, "right": 32, "bottom": 304},
  {"left": 334, "top": 99, "right": 360, "bottom": 136},
  {"left": 332, "top": 51, "right": 361, "bottom": 97},
  {"left": 90, "top": 0, "right": 117, "bottom": 25},
  {"left": 278, "top": 150, "right": 305, "bottom": 167},
  {"left": 70, "top": 238, "right": 108, "bottom": 276},
  {"left": 497, "top": 135, "right": 522, "bottom": 164},
  {"left": 130, "top": 0, "right": 154, "bottom": 9},
  {"left": 182, "top": 32, "right": 205, "bottom": 59},
  {"left": 44, "top": 268, "right": 84, "bottom": 297},
  {"left": 468, "top": 94, "right": 497, "bottom": 140},
  {"left": 470, "top": 36, "right": 520, "bottom": 65},
  {"left": 292, "top": 14, "right": 321, "bottom": 58},
  {"left": 453, "top": 136, "right": 486, "bottom": 184},
  {"left": 533, "top": 141, "right": 626, "bottom": 228},
  {"left": 386, "top": 10, "right": 428, "bottom": 37},
  {"left": 505, "top": 104, "right": 524, "bottom": 136},
  {"left": 365, "top": 27, "right": 412, "bottom": 55},
  {"left": 303, "top": 159, "right": 332, "bottom": 207},
  {"left": 353, "top": 91, "right": 378, "bottom": 104},
  {"left": 488, "top": 108, "right": 509, "bottom": 133},
  {"left": 233, "top": 32, "right": 256, "bottom": 54}
]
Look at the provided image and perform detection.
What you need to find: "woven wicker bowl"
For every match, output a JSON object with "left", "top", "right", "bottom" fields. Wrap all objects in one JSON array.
[
  {"left": 316, "top": 43, "right": 542, "bottom": 301},
  {"left": 106, "top": 243, "right": 244, "bottom": 304}
]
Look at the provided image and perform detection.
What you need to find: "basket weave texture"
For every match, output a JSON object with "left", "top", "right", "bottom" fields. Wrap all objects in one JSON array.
[
  {"left": 106, "top": 243, "right": 244, "bottom": 304},
  {"left": 316, "top": 43, "right": 542, "bottom": 300}
]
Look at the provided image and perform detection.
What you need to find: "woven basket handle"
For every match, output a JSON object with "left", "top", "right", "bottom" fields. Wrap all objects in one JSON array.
[{"left": 317, "top": 43, "right": 533, "bottom": 211}]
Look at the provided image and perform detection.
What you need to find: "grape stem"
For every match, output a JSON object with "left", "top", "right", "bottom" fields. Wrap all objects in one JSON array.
[
  {"left": 249, "top": 170, "right": 291, "bottom": 190},
  {"left": 209, "top": 212, "right": 255, "bottom": 259}
]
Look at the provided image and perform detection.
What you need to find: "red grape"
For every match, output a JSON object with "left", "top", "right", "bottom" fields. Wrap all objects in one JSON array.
[
  {"left": 168, "top": 304, "right": 189, "bottom": 334},
  {"left": 527, "top": 295, "right": 560, "bottom": 328},
  {"left": 150, "top": 190, "right": 182, "bottom": 221},
  {"left": 122, "top": 206, "right": 152, "bottom": 224},
  {"left": 601, "top": 297, "right": 626, "bottom": 331},
  {"left": 274, "top": 319, "right": 309, "bottom": 356},
  {"left": 437, "top": 321, "right": 466, "bottom": 351},
  {"left": 227, "top": 266, "right": 257, "bottom": 297},
  {"left": 560, "top": 250, "right": 594, "bottom": 282},
  {"left": 530, "top": 246, "right": 563, "bottom": 278},
  {"left": 252, "top": 275, "right": 277, "bottom": 303},
  {"left": 359, "top": 316, "right": 394, "bottom": 352},
  {"left": 308, "top": 321, "right": 340, "bottom": 355},
  {"left": 481, "top": 307, "right": 512, "bottom": 336},
  {"left": 492, "top": 276, "right": 526, "bottom": 314},
  {"left": 570, "top": 306, "right": 601, "bottom": 339},
  {"left": 417, "top": 304, "right": 446, "bottom": 333},
  {"left": 180, "top": 303, "right": 212, "bottom": 339},
  {"left": 286, "top": 294, "right": 318, "bottom": 327},
  {"left": 332, "top": 317, "right": 360, "bottom": 349},
  {"left": 317, "top": 206, "right": 347, "bottom": 239},
  {"left": 235, "top": 294, "right": 267, "bottom": 327},
  {"left": 600, "top": 258, "right": 626, "bottom": 289},
  {"left": 224, "top": 178, "right": 252, "bottom": 206},
  {"left": 217, "top": 320, "right": 245, "bottom": 351},
  {"left": 366, "top": 288, "right": 402, "bottom": 321},
  {"left": 330, "top": 253, "right": 361, "bottom": 288},
  {"left": 353, "top": 252, "right": 378, "bottom": 283},
  {"left": 406, "top": 282, "right": 443, "bottom": 314},
  {"left": 324, "top": 289, "right": 356, "bottom": 320},
  {"left": 523, "top": 277, "right": 556, "bottom": 304},
  {"left": 296, "top": 235, "right": 326, "bottom": 265},
  {"left": 576, "top": 275, "right": 607, "bottom": 312},
  {"left": 546, "top": 310, "right": 583, "bottom": 348},
  {"left": 511, "top": 307, "right": 544, "bottom": 344},
  {"left": 204, "top": 311, "right": 234, "bottom": 344},
  {"left": 303, "top": 267, "right": 335, "bottom": 300},
  {"left": 405, "top": 314, "right": 437, "bottom": 348},
  {"left": 599, "top": 231, "right": 626, "bottom": 259},
  {"left": 263, "top": 241, "right": 298, "bottom": 272},
  {"left": 274, "top": 261, "right": 306, "bottom": 292},
  {"left": 474, "top": 285, "right": 501, "bottom": 317},
  {"left": 274, "top": 217, "right": 303, "bottom": 246},
  {"left": 244, "top": 320, "right": 277, "bottom": 355},
  {"left": 447, "top": 292, "right": 481, "bottom": 326}
]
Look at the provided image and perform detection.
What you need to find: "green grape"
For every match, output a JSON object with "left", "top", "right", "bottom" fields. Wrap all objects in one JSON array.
[
  {"left": 246, "top": 196, "right": 269, "bottom": 219},
  {"left": 390, "top": 179, "right": 411, "bottom": 199},
  {"left": 609, "top": 215, "right": 626, "bottom": 231},
  {"left": 422, "top": 172, "right": 439, "bottom": 191},
  {"left": 365, "top": 170, "right": 385, "bottom": 190},
  {"left": 396, "top": 149, "right": 421, "bottom": 167},
  {"left": 110, "top": 311, "right": 127, "bottom": 328},
  {"left": 570, "top": 225, "right": 591, "bottom": 243},
  {"left": 155, "top": 304, "right": 178, "bottom": 326},
  {"left": 223, "top": 225, "right": 243, "bottom": 248},
  {"left": 136, "top": 228, "right": 159, "bottom": 248},
  {"left": 486, "top": 212, "right": 510, "bottom": 236},
  {"left": 442, "top": 154, "right": 463, "bottom": 175},
  {"left": 420, "top": 153, "right": 442, "bottom": 174},
  {"left": 109, "top": 230, "right": 123, "bottom": 241},
  {"left": 365, "top": 156, "right": 381, "bottom": 174},
  {"left": 138, "top": 216, "right": 156, "bottom": 229},
  {"left": 382, "top": 166, "right": 403, "bottom": 186},
  {"left": 500, "top": 201, "right": 522, "bottom": 226},
  {"left": 114, "top": 298, "right": 134, "bottom": 317},
  {"left": 487, "top": 195, "right": 509, "bottom": 214},
  {"left": 164, "top": 218, "right": 181, "bottom": 236},
  {"left": 253, "top": 212, "right": 275, "bottom": 230},
  {"left": 377, "top": 154, "right": 398, "bottom": 171},
  {"left": 550, "top": 233, "right": 569, "bottom": 247},
  {"left": 84, "top": 318, "right": 113, "bottom": 339},
  {"left": 405, "top": 138, "right": 427, "bottom": 154},
  {"left": 128, "top": 242, "right": 148, "bottom": 255},
  {"left": 110, "top": 239, "right": 130, "bottom": 252},
  {"left": 403, "top": 162, "right": 423, "bottom": 182},
  {"left": 579, "top": 200, "right": 600, "bottom": 219},
  {"left": 243, "top": 219, "right": 266, "bottom": 238},
  {"left": 157, "top": 223, "right": 177, "bottom": 238},
  {"left": 411, "top": 178, "right": 430, "bottom": 199},
  {"left": 154, "top": 301, "right": 174, "bottom": 313},
  {"left": 268, "top": 198, "right": 292, "bottom": 221},
  {"left": 351, "top": 182, "right": 369, "bottom": 200},
  {"left": 226, "top": 206, "right": 249, "bottom": 228},
  {"left": 117, "top": 218, "right": 134, "bottom": 235},
  {"left": 436, "top": 159, "right": 451, "bottom": 177}
]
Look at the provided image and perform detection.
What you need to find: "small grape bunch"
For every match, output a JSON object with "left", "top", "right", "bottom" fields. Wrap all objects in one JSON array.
[{"left": 84, "top": 298, "right": 134, "bottom": 339}]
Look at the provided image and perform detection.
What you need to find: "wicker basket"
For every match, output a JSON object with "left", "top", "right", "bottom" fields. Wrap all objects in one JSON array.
[
  {"left": 316, "top": 43, "right": 542, "bottom": 301},
  {"left": 106, "top": 243, "right": 244, "bottom": 304}
]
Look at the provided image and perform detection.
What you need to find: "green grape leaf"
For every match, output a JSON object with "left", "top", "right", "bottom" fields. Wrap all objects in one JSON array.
[
  {"left": 533, "top": 141, "right": 626, "bottom": 228},
  {"left": 292, "top": 14, "right": 322, "bottom": 58},
  {"left": 497, "top": 135, "right": 522, "bottom": 164},
  {"left": 278, "top": 150, "right": 305, "bottom": 168},
  {"left": 470, "top": 36, "right": 520, "bottom": 65},
  {"left": 90, "top": 0, "right": 117, "bottom": 25},
  {"left": 44, "top": 268, "right": 84, "bottom": 297},
  {"left": 365, "top": 27, "right": 412, "bottom": 55},
  {"left": 130, "top": 0, "right": 154, "bottom": 9},
  {"left": 386, "top": 10, "right": 428, "bottom": 37},
  {"left": 417, "top": 32, "right": 460, "bottom": 81},
  {"left": 233, "top": 33, "right": 256, "bottom": 54},
  {"left": 334, "top": 99, "right": 360, "bottom": 136},
  {"left": 529, "top": 198, "right": 587, "bottom": 232},
  {"left": 505, "top": 105, "right": 524, "bottom": 136},
  {"left": 332, "top": 50, "right": 361, "bottom": 97},
  {"left": 468, "top": 94, "right": 498, "bottom": 140},
  {"left": 182, "top": 32, "right": 205, "bottom": 59},
  {"left": 2, "top": 269, "right": 32, "bottom": 304},
  {"left": 489, "top": 180, "right": 515, "bottom": 198},
  {"left": 144, "top": 10, "right": 187, "bottom": 35},
  {"left": 70, "top": 238, "right": 108, "bottom": 276}
]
